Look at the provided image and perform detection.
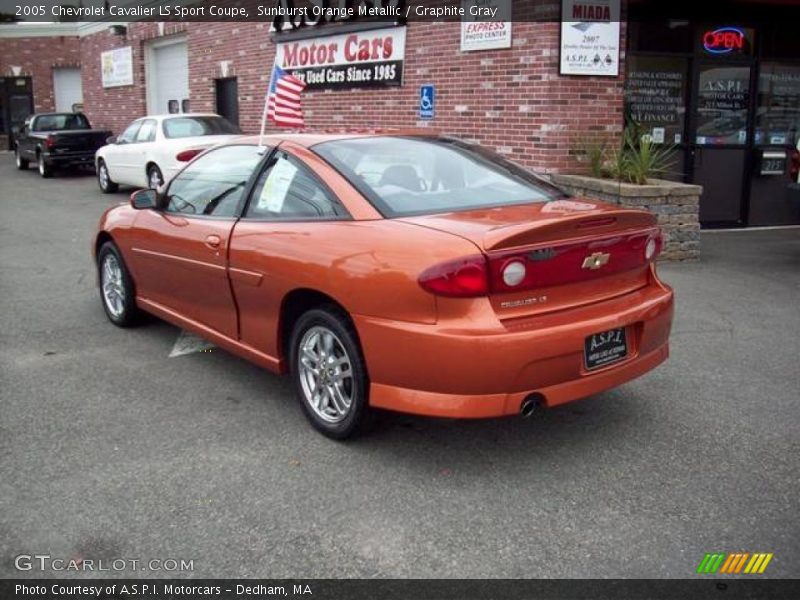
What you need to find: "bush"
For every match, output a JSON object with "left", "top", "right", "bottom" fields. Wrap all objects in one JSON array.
[{"left": 572, "top": 123, "right": 676, "bottom": 185}]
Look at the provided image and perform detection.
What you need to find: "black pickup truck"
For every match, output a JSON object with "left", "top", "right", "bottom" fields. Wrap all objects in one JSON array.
[{"left": 13, "top": 112, "right": 112, "bottom": 178}]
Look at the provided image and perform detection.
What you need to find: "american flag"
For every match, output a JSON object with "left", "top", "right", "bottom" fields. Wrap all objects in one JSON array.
[{"left": 266, "top": 65, "right": 306, "bottom": 128}]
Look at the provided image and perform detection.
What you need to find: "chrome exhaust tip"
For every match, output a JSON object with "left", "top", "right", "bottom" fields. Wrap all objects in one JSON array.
[{"left": 520, "top": 394, "right": 542, "bottom": 418}]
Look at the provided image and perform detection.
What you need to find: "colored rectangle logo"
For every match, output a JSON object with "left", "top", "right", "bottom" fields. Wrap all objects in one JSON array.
[{"left": 697, "top": 552, "right": 773, "bottom": 574}]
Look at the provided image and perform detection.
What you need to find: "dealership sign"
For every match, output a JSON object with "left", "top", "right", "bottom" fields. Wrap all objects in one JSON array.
[
  {"left": 274, "top": 26, "right": 405, "bottom": 89},
  {"left": 460, "top": 0, "right": 512, "bottom": 52},
  {"left": 559, "top": 0, "right": 620, "bottom": 76},
  {"left": 101, "top": 46, "right": 133, "bottom": 88}
]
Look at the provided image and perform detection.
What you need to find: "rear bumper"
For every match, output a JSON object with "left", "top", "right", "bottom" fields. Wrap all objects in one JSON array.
[
  {"left": 43, "top": 151, "right": 96, "bottom": 168},
  {"left": 354, "top": 276, "right": 674, "bottom": 418}
]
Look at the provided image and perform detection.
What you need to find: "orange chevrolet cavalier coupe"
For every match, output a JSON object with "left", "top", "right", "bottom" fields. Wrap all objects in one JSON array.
[{"left": 95, "top": 133, "right": 674, "bottom": 438}]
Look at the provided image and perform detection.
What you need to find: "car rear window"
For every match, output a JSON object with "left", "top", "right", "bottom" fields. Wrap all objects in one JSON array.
[
  {"left": 312, "top": 136, "right": 565, "bottom": 217},
  {"left": 33, "top": 114, "right": 90, "bottom": 131},
  {"left": 162, "top": 116, "right": 240, "bottom": 139}
]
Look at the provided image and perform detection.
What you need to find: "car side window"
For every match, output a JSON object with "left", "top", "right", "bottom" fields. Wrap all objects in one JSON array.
[
  {"left": 165, "top": 145, "right": 263, "bottom": 218},
  {"left": 135, "top": 119, "right": 157, "bottom": 143},
  {"left": 118, "top": 121, "right": 141, "bottom": 144},
  {"left": 246, "top": 153, "right": 346, "bottom": 220}
]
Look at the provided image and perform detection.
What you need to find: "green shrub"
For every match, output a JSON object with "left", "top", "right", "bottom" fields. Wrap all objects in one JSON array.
[{"left": 572, "top": 122, "right": 676, "bottom": 184}]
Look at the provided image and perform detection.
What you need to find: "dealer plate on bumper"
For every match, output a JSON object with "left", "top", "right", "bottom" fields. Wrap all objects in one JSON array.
[{"left": 584, "top": 327, "right": 627, "bottom": 370}]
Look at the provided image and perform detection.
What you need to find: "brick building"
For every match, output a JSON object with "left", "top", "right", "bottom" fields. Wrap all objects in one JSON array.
[
  {"left": 1, "top": 0, "right": 799, "bottom": 228},
  {"left": 0, "top": 19, "right": 625, "bottom": 175}
]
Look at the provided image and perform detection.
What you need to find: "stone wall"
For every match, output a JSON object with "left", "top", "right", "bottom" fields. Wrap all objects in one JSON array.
[{"left": 550, "top": 174, "right": 701, "bottom": 261}]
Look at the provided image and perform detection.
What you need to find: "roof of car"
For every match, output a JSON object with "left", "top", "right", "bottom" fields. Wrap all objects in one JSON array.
[
  {"left": 236, "top": 129, "right": 442, "bottom": 148},
  {"left": 32, "top": 112, "right": 86, "bottom": 117}
]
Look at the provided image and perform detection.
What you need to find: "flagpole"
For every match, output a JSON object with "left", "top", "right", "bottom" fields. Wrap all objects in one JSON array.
[
  {"left": 257, "top": 98, "right": 268, "bottom": 154},
  {"left": 259, "top": 66, "right": 276, "bottom": 154}
]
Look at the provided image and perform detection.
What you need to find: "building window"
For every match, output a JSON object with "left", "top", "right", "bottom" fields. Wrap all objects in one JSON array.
[
  {"left": 694, "top": 64, "right": 751, "bottom": 146},
  {"left": 627, "top": 21, "right": 692, "bottom": 54},
  {"left": 756, "top": 64, "right": 800, "bottom": 147},
  {"left": 625, "top": 55, "right": 688, "bottom": 145}
]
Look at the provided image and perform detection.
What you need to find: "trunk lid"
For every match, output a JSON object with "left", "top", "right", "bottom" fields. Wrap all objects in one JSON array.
[{"left": 401, "top": 199, "right": 660, "bottom": 318}]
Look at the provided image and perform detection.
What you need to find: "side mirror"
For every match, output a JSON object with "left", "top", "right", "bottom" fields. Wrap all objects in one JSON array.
[
  {"left": 130, "top": 189, "right": 158, "bottom": 210},
  {"left": 106, "top": 135, "right": 118, "bottom": 145}
]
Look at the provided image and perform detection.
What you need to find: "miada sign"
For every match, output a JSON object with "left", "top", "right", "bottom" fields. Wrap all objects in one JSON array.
[{"left": 274, "top": 26, "right": 405, "bottom": 89}]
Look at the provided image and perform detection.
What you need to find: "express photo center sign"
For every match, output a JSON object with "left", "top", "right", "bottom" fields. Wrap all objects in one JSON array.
[{"left": 274, "top": 26, "right": 406, "bottom": 90}]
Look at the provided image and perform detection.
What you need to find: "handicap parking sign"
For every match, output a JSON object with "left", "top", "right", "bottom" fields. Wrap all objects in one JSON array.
[{"left": 420, "top": 84, "right": 435, "bottom": 120}]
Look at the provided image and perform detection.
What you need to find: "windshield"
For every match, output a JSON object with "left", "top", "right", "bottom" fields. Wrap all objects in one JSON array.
[
  {"left": 32, "top": 113, "right": 90, "bottom": 131},
  {"left": 162, "top": 116, "right": 241, "bottom": 139},
  {"left": 312, "top": 136, "right": 565, "bottom": 217}
]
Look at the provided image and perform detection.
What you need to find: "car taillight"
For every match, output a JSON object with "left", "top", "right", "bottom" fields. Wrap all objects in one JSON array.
[
  {"left": 418, "top": 255, "right": 489, "bottom": 298},
  {"left": 790, "top": 149, "right": 800, "bottom": 182},
  {"left": 45, "top": 135, "right": 56, "bottom": 150},
  {"left": 645, "top": 229, "right": 664, "bottom": 261},
  {"left": 176, "top": 148, "right": 203, "bottom": 162}
]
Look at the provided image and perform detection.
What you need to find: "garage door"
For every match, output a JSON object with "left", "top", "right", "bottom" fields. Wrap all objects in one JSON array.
[
  {"left": 149, "top": 40, "right": 189, "bottom": 114},
  {"left": 53, "top": 68, "right": 82, "bottom": 112}
]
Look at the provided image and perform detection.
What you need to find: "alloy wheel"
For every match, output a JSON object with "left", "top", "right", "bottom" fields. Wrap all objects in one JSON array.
[
  {"left": 148, "top": 168, "right": 162, "bottom": 189},
  {"left": 101, "top": 253, "right": 125, "bottom": 318},
  {"left": 99, "top": 163, "right": 109, "bottom": 190},
  {"left": 297, "top": 326, "right": 354, "bottom": 423}
]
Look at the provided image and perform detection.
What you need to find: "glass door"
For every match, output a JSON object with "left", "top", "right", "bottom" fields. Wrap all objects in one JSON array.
[
  {"left": 690, "top": 63, "right": 753, "bottom": 224},
  {"left": 748, "top": 62, "right": 800, "bottom": 225}
]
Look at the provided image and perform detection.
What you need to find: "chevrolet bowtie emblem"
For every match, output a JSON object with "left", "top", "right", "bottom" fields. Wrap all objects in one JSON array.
[{"left": 582, "top": 252, "right": 610, "bottom": 270}]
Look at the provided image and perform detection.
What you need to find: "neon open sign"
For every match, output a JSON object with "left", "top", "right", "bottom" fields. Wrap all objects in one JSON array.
[{"left": 703, "top": 27, "right": 746, "bottom": 54}]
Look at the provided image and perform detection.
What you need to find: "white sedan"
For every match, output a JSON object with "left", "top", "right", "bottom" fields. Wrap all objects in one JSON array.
[{"left": 95, "top": 113, "right": 241, "bottom": 193}]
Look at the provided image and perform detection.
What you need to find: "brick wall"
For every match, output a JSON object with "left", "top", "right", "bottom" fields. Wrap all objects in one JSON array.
[
  {"left": 187, "top": 22, "right": 272, "bottom": 136},
  {"left": 70, "top": 20, "right": 626, "bottom": 173},
  {"left": 0, "top": 35, "right": 81, "bottom": 113}
]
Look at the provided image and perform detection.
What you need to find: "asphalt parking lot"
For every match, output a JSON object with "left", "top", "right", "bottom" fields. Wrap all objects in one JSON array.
[{"left": 1, "top": 156, "right": 798, "bottom": 579}]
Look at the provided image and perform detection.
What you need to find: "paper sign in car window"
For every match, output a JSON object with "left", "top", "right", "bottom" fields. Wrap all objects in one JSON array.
[{"left": 257, "top": 158, "right": 298, "bottom": 213}]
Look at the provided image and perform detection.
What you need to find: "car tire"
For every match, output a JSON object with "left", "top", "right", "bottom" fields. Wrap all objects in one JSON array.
[
  {"left": 289, "top": 306, "right": 371, "bottom": 440},
  {"left": 97, "top": 159, "right": 118, "bottom": 193},
  {"left": 37, "top": 152, "right": 52, "bottom": 178},
  {"left": 147, "top": 165, "right": 163, "bottom": 190},
  {"left": 97, "top": 241, "right": 140, "bottom": 328},
  {"left": 15, "top": 146, "right": 29, "bottom": 170}
]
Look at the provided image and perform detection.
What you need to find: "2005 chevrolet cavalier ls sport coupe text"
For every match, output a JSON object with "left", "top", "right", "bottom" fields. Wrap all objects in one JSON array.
[{"left": 95, "top": 133, "right": 674, "bottom": 439}]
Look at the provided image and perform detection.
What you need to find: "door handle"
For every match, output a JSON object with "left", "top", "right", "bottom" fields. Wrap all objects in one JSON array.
[{"left": 205, "top": 234, "right": 221, "bottom": 249}]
